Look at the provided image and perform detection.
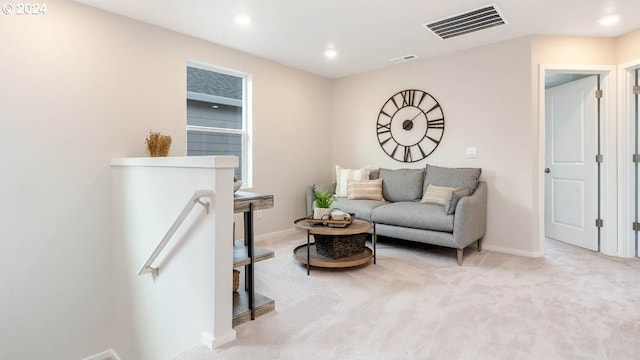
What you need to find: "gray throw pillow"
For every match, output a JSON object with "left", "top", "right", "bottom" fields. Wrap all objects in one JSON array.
[
  {"left": 313, "top": 183, "right": 336, "bottom": 196},
  {"left": 379, "top": 168, "right": 425, "bottom": 202},
  {"left": 423, "top": 164, "right": 481, "bottom": 194},
  {"left": 444, "top": 188, "right": 473, "bottom": 215}
]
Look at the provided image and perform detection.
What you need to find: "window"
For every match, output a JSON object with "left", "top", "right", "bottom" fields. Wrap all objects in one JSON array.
[{"left": 186, "top": 61, "right": 251, "bottom": 184}]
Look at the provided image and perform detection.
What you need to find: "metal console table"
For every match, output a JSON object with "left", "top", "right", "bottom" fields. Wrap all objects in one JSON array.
[{"left": 233, "top": 191, "right": 275, "bottom": 327}]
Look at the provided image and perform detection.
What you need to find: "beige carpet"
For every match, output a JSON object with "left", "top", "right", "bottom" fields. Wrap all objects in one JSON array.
[{"left": 173, "top": 232, "right": 640, "bottom": 360}]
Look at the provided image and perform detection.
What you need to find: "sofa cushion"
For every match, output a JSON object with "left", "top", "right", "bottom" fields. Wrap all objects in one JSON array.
[
  {"left": 423, "top": 165, "right": 481, "bottom": 194},
  {"left": 333, "top": 197, "right": 387, "bottom": 221},
  {"left": 335, "top": 165, "right": 370, "bottom": 198},
  {"left": 420, "top": 184, "right": 456, "bottom": 205},
  {"left": 444, "top": 188, "right": 473, "bottom": 215},
  {"left": 347, "top": 179, "right": 385, "bottom": 201},
  {"left": 379, "top": 168, "right": 425, "bottom": 202},
  {"left": 371, "top": 201, "right": 454, "bottom": 232}
]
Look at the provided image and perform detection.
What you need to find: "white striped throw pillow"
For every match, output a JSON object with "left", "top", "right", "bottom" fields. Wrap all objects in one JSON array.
[
  {"left": 347, "top": 179, "right": 385, "bottom": 201},
  {"left": 420, "top": 184, "right": 457, "bottom": 206},
  {"left": 335, "top": 165, "right": 370, "bottom": 197}
]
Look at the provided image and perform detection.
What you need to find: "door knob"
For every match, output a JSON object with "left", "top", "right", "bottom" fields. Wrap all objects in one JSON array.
[{"left": 544, "top": 168, "right": 550, "bottom": 174}]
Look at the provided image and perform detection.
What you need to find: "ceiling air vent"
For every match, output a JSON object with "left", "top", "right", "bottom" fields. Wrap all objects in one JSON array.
[
  {"left": 424, "top": 4, "right": 507, "bottom": 40},
  {"left": 390, "top": 54, "right": 418, "bottom": 64}
]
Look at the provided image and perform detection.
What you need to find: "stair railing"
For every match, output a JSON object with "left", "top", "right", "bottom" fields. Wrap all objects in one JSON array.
[{"left": 137, "top": 189, "right": 214, "bottom": 276}]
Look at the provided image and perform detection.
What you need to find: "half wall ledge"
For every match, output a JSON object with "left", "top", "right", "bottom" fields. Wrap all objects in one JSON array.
[{"left": 111, "top": 155, "right": 238, "bottom": 169}]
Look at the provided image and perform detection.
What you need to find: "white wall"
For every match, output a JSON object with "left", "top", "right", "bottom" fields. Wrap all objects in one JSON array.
[
  {"left": 616, "top": 28, "right": 640, "bottom": 64},
  {"left": 0, "top": 0, "right": 330, "bottom": 359},
  {"left": 0, "top": 2, "right": 115, "bottom": 358},
  {"left": 330, "top": 37, "right": 536, "bottom": 255}
]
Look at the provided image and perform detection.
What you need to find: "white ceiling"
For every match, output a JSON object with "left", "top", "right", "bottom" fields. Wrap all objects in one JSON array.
[{"left": 72, "top": 0, "right": 640, "bottom": 79}]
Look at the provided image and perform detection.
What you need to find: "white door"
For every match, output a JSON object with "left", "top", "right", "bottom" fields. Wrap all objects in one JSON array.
[{"left": 544, "top": 75, "right": 599, "bottom": 251}]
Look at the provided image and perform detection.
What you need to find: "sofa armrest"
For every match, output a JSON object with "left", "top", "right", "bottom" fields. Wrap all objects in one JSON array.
[
  {"left": 305, "top": 185, "right": 315, "bottom": 217},
  {"left": 452, "top": 181, "right": 487, "bottom": 248}
]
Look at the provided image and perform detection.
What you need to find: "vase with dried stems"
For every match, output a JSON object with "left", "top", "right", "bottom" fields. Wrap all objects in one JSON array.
[{"left": 145, "top": 131, "right": 172, "bottom": 157}]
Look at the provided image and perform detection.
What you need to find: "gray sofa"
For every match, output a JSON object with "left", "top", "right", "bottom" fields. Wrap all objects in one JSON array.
[{"left": 305, "top": 165, "right": 487, "bottom": 265}]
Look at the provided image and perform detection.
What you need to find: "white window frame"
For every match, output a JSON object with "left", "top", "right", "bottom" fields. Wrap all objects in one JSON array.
[{"left": 186, "top": 60, "right": 253, "bottom": 188}]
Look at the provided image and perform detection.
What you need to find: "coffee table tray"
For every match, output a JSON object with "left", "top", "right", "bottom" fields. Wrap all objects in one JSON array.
[{"left": 305, "top": 216, "right": 352, "bottom": 228}]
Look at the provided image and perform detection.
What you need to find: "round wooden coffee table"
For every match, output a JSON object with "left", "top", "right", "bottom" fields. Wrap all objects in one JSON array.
[{"left": 293, "top": 217, "right": 377, "bottom": 275}]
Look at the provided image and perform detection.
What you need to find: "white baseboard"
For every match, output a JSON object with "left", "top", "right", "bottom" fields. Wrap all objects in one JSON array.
[
  {"left": 256, "top": 229, "right": 548, "bottom": 259},
  {"left": 81, "top": 349, "right": 121, "bottom": 360},
  {"left": 483, "top": 244, "right": 543, "bottom": 258},
  {"left": 201, "top": 330, "right": 236, "bottom": 350},
  {"left": 255, "top": 228, "right": 297, "bottom": 242}
]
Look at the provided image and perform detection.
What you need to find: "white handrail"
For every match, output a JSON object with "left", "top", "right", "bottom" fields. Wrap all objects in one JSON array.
[{"left": 137, "top": 189, "right": 214, "bottom": 276}]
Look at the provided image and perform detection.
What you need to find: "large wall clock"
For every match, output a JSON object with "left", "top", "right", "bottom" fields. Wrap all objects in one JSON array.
[{"left": 376, "top": 89, "right": 445, "bottom": 162}]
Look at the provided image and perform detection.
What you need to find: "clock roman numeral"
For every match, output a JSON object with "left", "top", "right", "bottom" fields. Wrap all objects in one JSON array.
[
  {"left": 425, "top": 103, "right": 441, "bottom": 115},
  {"left": 400, "top": 90, "right": 428, "bottom": 108},
  {"left": 379, "top": 109, "right": 392, "bottom": 119},
  {"left": 427, "top": 118, "right": 444, "bottom": 129},
  {"left": 377, "top": 122, "right": 391, "bottom": 134},
  {"left": 416, "top": 91, "right": 426, "bottom": 107},
  {"left": 403, "top": 146, "right": 412, "bottom": 162},
  {"left": 379, "top": 137, "right": 392, "bottom": 146},
  {"left": 417, "top": 143, "right": 427, "bottom": 158},
  {"left": 390, "top": 144, "right": 399, "bottom": 158},
  {"left": 426, "top": 135, "right": 440, "bottom": 145},
  {"left": 390, "top": 96, "right": 400, "bottom": 111},
  {"left": 401, "top": 90, "right": 416, "bottom": 107}
]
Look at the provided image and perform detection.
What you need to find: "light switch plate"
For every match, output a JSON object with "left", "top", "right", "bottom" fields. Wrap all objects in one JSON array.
[{"left": 465, "top": 147, "right": 478, "bottom": 158}]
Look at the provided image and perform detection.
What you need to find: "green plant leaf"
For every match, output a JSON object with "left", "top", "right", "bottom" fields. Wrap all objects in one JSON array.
[{"left": 314, "top": 190, "right": 336, "bottom": 208}]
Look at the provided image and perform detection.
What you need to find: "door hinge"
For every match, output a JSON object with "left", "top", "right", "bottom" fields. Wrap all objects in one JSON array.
[
  {"left": 595, "top": 89, "right": 603, "bottom": 99},
  {"left": 595, "top": 219, "right": 604, "bottom": 228},
  {"left": 633, "top": 85, "right": 640, "bottom": 95},
  {"left": 634, "top": 222, "right": 640, "bottom": 232},
  {"left": 633, "top": 154, "right": 640, "bottom": 163},
  {"left": 595, "top": 154, "right": 603, "bottom": 163}
]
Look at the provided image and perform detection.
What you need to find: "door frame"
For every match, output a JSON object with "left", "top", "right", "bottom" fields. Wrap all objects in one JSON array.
[
  {"left": 618, "top": 58, "right": 640, "bottom": 257},
  {"left": 538, "top": 64, "right": 617, "bottom": 256}
]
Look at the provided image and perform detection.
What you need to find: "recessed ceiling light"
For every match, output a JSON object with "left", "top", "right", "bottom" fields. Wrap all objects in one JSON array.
[
  {"left": 235, "top": 14, "right": 251, "bottom": 26},
  {"left": 324, "top": 49, "right": 338, "bottom": 59},
  {"left": 599, "top": 14, "right": 620, "bottom": 26}
]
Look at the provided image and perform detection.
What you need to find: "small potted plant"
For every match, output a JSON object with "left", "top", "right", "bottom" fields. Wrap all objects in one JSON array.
[{"left": 313, "top": 190, "right": 336, "bottom": 219}]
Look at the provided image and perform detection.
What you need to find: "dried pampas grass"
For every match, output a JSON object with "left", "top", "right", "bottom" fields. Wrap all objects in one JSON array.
[{"left": 145, "top": 131, "right": 172, "bottom": 157}]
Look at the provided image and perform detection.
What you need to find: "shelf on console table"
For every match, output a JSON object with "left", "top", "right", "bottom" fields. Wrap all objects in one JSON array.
[
  {"left": 232, "top": 191, "right": 275, "bottom": 327},
  {"left": 232, "top": 290, "right": 275, "bottom": 328},
  {"left": 233, "top": 241, "right": 274, "bottom": 268},
  {"left": 234, "top": 191, "right": 274, "bottom": 213}
]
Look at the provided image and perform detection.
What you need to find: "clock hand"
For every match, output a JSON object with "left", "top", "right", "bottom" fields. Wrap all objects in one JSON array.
[{"left": 403, "top": 110, "right": 423, "bottom": 130}]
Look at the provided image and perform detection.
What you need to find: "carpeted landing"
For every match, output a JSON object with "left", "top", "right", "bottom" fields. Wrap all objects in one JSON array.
[{"left": 173, "top": 233, "right": 640, "bottom": 360}]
